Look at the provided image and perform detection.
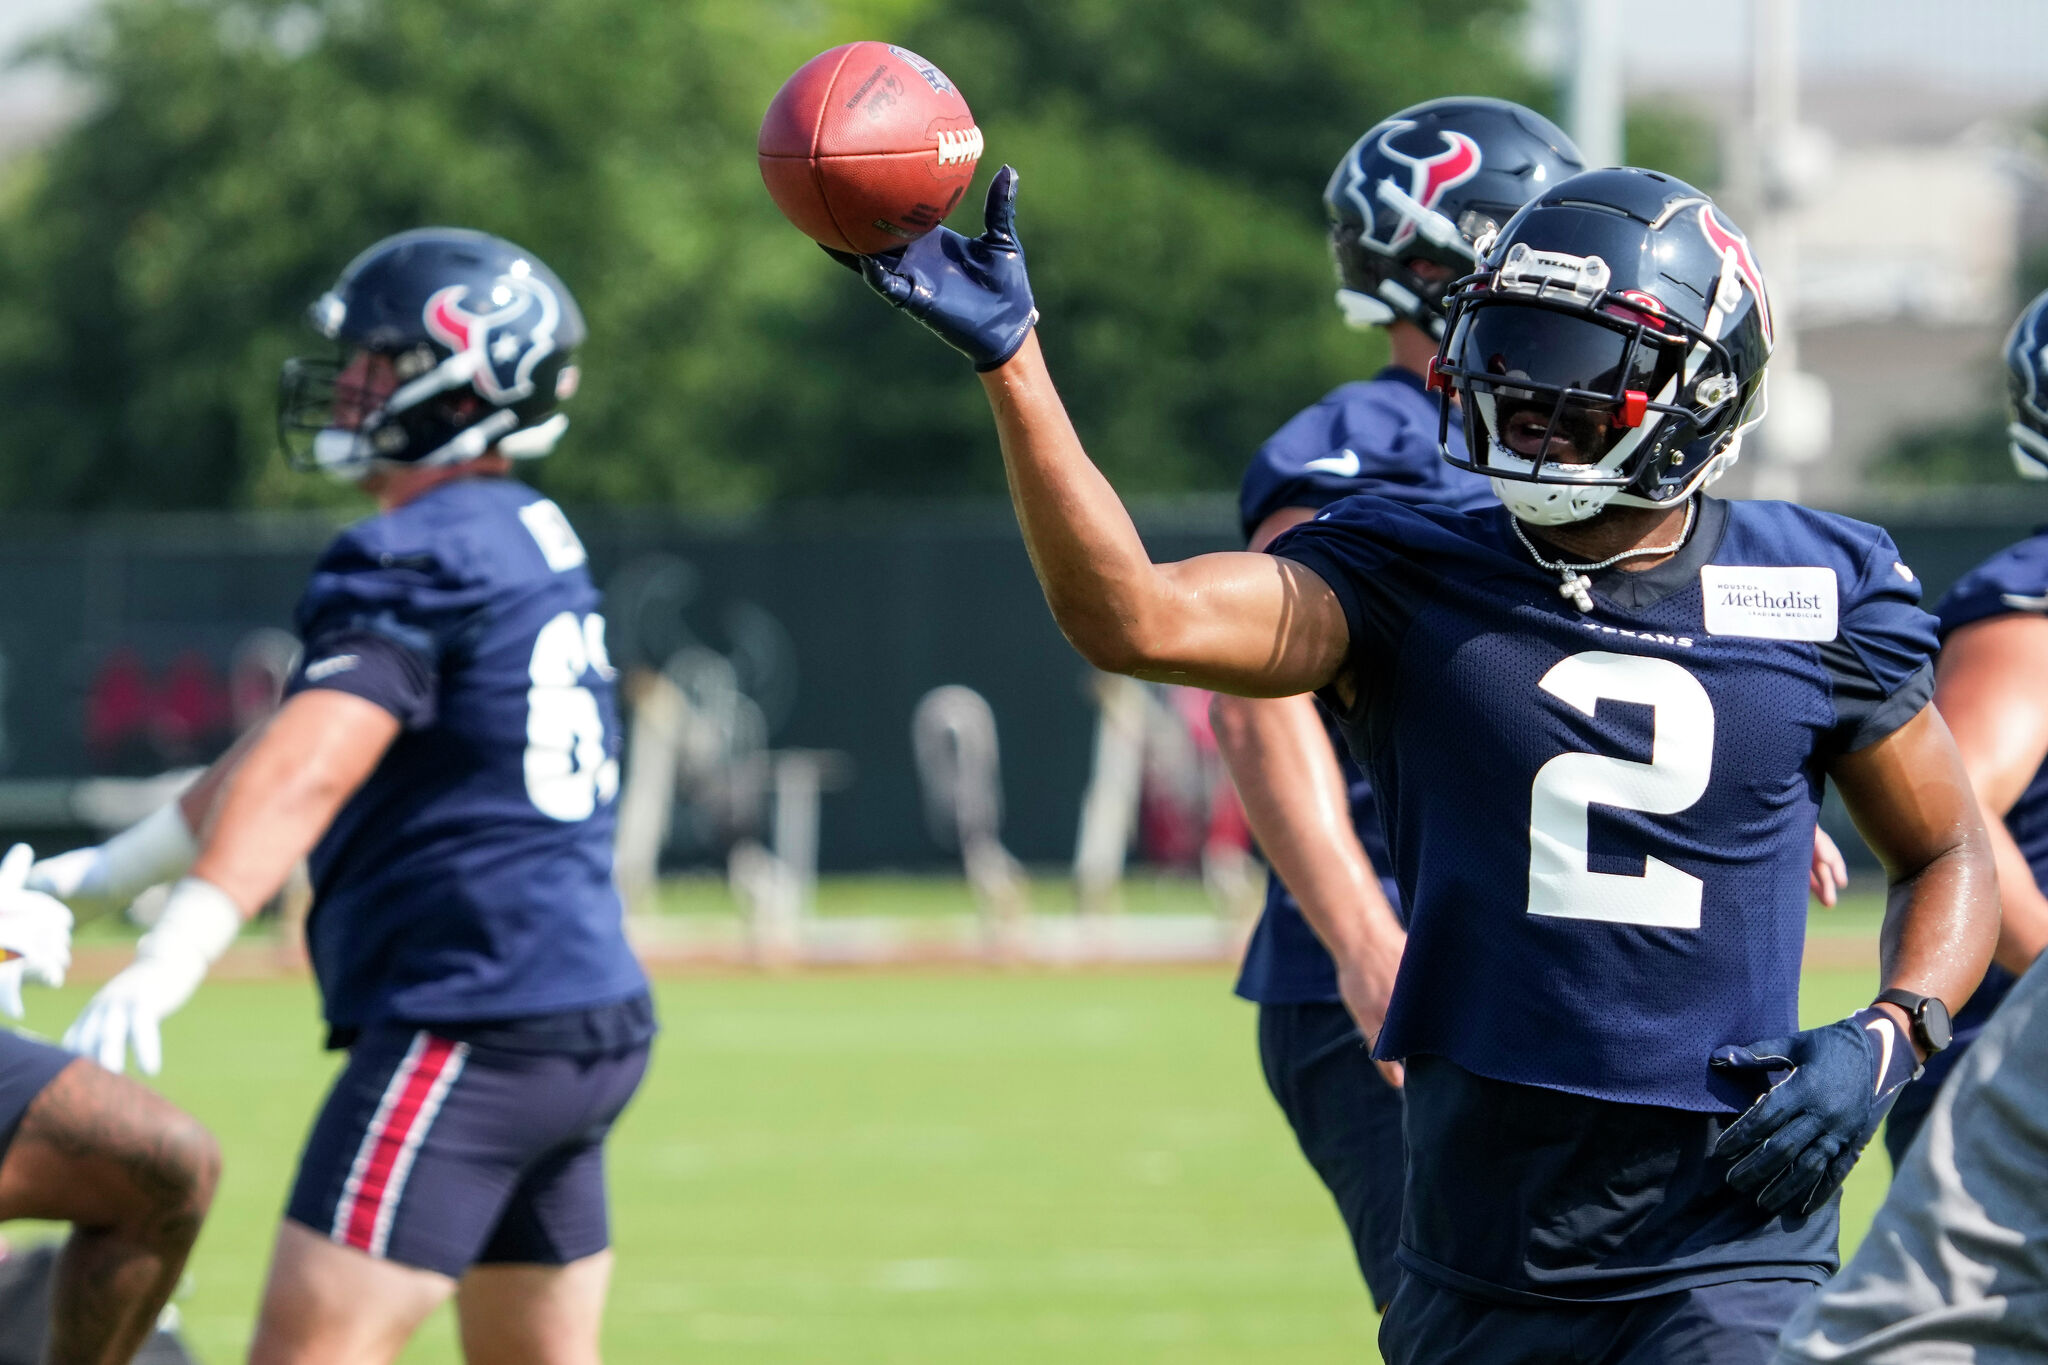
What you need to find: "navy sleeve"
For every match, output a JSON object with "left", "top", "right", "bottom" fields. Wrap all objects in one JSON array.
[
  {"left": 1932, "top": 532, "right": 2048, "bottom": 639},
  {"left": 1818, "top": 529, "right": 1941, "bottom": 756},
  {"left": 1238, "top": 384, "right": 1412, "bottom": 540},
  {"left": 1265, "top": 497, "right": 1449, "bottom": 727},
  {"left": 287, "top": 526, "right": 490, "bottom": 731},
  {"left": 286, "top": 631, "right": 439, "bottom": 728}
]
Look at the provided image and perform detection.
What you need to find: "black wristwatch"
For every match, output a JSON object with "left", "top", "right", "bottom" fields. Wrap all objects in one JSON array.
[{"left": 1875, "top": 988, "right": 1953, "bottom": 1055}]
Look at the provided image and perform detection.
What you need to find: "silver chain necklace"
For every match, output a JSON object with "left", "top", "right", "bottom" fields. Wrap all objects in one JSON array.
[{"left": 1509, "top": 498, "right": 1698, "bottom": 613}]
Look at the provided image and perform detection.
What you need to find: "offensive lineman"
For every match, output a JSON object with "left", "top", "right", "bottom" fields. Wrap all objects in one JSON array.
[
  {"left": 1771, "top": 289, "right": 2048, "bottom": 1364},
  {"left": 832, "top": 166, "right": 1996, "bottom": 1360},
  {"left": 33, "top": 229, "right": 651, "bottom": 1365},
  {"left": 1211, "top": 97, "right": 1578, "bottom": 1308}
]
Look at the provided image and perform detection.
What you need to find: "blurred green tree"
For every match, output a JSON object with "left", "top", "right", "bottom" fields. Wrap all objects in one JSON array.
[{"left": 0, "top": 0, "right": 1539, "bottom": 511}]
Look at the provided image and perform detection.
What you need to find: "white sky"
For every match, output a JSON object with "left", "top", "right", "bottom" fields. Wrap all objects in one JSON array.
[{"left": 1588, "top": 0, "right": 2048, "bottom": 99}]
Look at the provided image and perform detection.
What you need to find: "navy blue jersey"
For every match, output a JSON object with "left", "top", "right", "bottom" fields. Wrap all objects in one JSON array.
[
  {"left": 286, "top": 477, "right": 647, "bottom": 1032},
  {"left": 1271, "top": 495, "right": 1937, "bottom": 1300},
  {"left": 1233, "top": 368, "right": 1491, "bottom": 1004},
  {"left": 1912, "top": 532, "right": 2048, "bottom": 1079}
]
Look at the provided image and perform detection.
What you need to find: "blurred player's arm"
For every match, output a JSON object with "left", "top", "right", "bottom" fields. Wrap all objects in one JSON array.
[
  {"left": 1212, "top": 689, "right": 1406, "bottom": 1085},
  {"left": 1210, "top": 504, "right": 1405, "bottom": 1085},
  {"left": 24, "top": 724, "right": 267, "bottom": 921},
  {"left": 1828, "top": 703, "right": 2000, "bottom": 1042},
  {"left": 1931, "top": 613, "right": 2048, "bottom": 974},
  {"left": 63, "top": 691, "right": 398, "bottom": 1074}
]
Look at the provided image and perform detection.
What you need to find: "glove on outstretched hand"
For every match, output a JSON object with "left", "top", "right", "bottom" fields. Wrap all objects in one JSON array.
[
  {"left": 826, "top": 165, "right": 1038, "bottom": 371},
  {"left": 1710, "top": 1007, "right": 1920, "bottom": 1216}
]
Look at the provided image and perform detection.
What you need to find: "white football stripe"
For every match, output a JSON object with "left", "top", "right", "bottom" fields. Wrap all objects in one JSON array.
[{"left": 936, "top": 127, "right": 984, "bottom": 166}]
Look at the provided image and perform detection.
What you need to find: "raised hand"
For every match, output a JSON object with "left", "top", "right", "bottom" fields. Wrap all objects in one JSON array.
[{"left": 833, "top": 165, "right": 1038, "bottom": 371}]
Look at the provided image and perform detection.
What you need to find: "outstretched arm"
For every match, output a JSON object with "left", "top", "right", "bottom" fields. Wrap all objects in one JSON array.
[
  {"left": 980, "top": 335, "right": 1349, "bottom": 695},
  {"left": 846, "top": 168, "right": 1350, "bottom": 698},
  {"left": 1932, "top": 613, "right": 2048, "bottom": 974},
  {"left": 65, "top": 690, "right": 398, "bottom": 1074}
]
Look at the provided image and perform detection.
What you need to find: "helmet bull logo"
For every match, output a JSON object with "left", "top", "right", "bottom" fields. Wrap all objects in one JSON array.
[
  {"left": 1697, "top": 206, "right": 1774, "bottom": 347},
  {"left": 424, "top": 275, "right": 563, "bottom": 404},
  {"left": 1379, "top": 127, "right": 1482, "bottom": 248}
]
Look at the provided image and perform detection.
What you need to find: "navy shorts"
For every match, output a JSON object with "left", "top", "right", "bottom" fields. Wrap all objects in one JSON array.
[
  {"left": 1381, "top": 1274, "right": 1817, "bottom": 1365},
  {"left": 0, "top": 1031, "right": 74, "bottom": 1163},
  {"left": 1257, "top": 1001, "right": 1405, "bottom": 1308},
  {"left": 286, "top": 1026, "right": 649, "bottom": 1277}
]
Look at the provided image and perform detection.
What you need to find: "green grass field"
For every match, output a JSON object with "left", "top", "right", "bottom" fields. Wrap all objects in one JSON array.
[{"left": 8, "top": 885, "right": 1904, "bottom": 1364}]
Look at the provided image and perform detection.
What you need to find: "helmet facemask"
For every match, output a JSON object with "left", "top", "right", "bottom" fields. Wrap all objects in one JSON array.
[{"left": 1436, "top": 246, "right": 1756, "bottom": 525}]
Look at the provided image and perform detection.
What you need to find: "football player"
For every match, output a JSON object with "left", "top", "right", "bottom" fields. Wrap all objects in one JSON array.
[
  {"left": 834, "top": 166, "right": 1997, "bottom": 1360},
  {"left": 0, "top": 845, "right": 216, "bottom": 1365},
  {"left": 1870, "top": 291, "right": 2048, "bottom": 1171},
  {"left": 34, "top": 230, "right": 652, "bottom": 1365},
  {"left": 1210, "top": 97, "right": 1580, "bottom": 1308},
  {"left": 1770, "top": 289, "right": 2048, "bottom": 1363}
]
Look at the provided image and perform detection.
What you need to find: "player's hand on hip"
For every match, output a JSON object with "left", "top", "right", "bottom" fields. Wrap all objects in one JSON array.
[
  {"left": 1336, "top": 949, "right": 1405, "bottom": 1088},
  {"left": 63, "top": 877, "right": 242, "bottom": 1075},
  {"left": 0, "top": 844, "right": 73, "bottom": 1018},
  {"left": 827, "top": 165, "right": 1038, "bottom": 371},
  {"left": 1709, "top": 1009, "right": 1918, "bottom": 1216}
]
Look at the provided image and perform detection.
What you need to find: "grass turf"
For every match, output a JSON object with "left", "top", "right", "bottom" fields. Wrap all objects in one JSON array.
[{"left": 7, "top": 888, "right": 1903, "bottom": 1364}]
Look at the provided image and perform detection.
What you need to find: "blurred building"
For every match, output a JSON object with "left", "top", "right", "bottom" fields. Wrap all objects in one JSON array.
[{"left": 1582, "top": 0, "right": 2048, "bottom": 502}]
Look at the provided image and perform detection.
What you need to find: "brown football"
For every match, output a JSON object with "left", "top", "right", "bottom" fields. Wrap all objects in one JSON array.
[{"left": 758, "top": 42, "right": 983, "bottom": 255}]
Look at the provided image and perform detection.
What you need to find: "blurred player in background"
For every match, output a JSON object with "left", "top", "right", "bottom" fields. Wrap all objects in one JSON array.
[
  {"left": 836, "top": 163, "right": 1996, "bottom": 1361},
  {"left": 0, "top": 847, "right": 215, "bottom": 1365},
  {"left": 1771, "top": 288, "right": 2048, "bottom": 1364},
  {"left": 1210, "top": 97, "right": 1580, "bottom": 1308},
  {"left": 1871, "top": 289, "right": 2048, "bottom": 1170},
  {"left": 33, "top": 229, "right": 651, "bottom": 1365}
]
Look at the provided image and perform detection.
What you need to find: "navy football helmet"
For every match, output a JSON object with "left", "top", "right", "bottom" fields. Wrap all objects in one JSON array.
[
  {"left": 1325, "top": 97, "right": 1585, "bottom": 338},
  {"left": 1433, "top": 167, "right": 1774, "bottom": 525},
  {"left": 279, "top": 228, "right": 586, "bottom": 480},
  {"left": 2005, "top": 287, "right": 2048, "bottom": 480}
]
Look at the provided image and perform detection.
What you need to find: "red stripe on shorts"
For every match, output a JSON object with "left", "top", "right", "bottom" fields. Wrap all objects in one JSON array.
[{"left": 331, "top": 1032, "right": 468, "bottom": 1256}]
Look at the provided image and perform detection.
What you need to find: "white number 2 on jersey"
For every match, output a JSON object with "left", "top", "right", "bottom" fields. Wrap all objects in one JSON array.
[
  {"left": 525, "top": 611, "right": 620, "bottom": 821},
  {"left": 1527, "top": 651, "right": 1714, "bottom": 929}
]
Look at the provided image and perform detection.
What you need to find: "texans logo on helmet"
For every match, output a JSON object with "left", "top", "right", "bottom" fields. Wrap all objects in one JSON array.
[
  {"left": 424, "top": 275, "right": 563, "bottom": 404},
  {"left": 1697, "top": 205, "right": 1774, "bottom": 346},
  {"left": 1379, "top": 127, "right": 1482, "bottom": 248},
  {"left": 1336, "top": 123, "right": 1484, "bottom": 254}
]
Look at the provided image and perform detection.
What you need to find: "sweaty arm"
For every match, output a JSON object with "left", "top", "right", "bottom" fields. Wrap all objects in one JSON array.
[
  {"left": 1210, "top": 505, "right": 1406, "bottom": 1081},
  {"left": 1933, "top": 613, "right": 2048, "bottom": 974},
  {"left": 1827, "top": 704, "right": 2000, "bottom": 1052},
  {"left": 980, "top": 334, "right": 1350, "bottom": 697}
]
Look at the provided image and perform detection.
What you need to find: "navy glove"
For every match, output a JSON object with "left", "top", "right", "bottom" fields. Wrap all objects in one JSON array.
[
  {"left": 1710, "top": 1007, "right": 1921, "bottom": 1216},
  {"left": 828, "top": 164, "right": 1038, "bottom": 371}
]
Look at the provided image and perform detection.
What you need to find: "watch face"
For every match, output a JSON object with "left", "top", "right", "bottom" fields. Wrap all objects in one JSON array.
[{"left": 1921, "top": 997, "right": 1954, "bottom": 1052}]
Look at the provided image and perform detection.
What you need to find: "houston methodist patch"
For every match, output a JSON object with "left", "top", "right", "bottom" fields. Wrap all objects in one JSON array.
[{"left": 1699, "top": 565, "right": 1839, "bottom": 641}]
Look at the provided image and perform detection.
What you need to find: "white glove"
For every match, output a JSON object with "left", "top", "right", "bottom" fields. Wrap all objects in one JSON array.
[
  {"left": 65, "top": 877, "right": 240, "bottom": 1075},
  {"left": 0, "top": 844, "right": 73, "bottom": 1019},
  {"left": 28, "top": 804, "right": 197, "bottom": 920}
]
